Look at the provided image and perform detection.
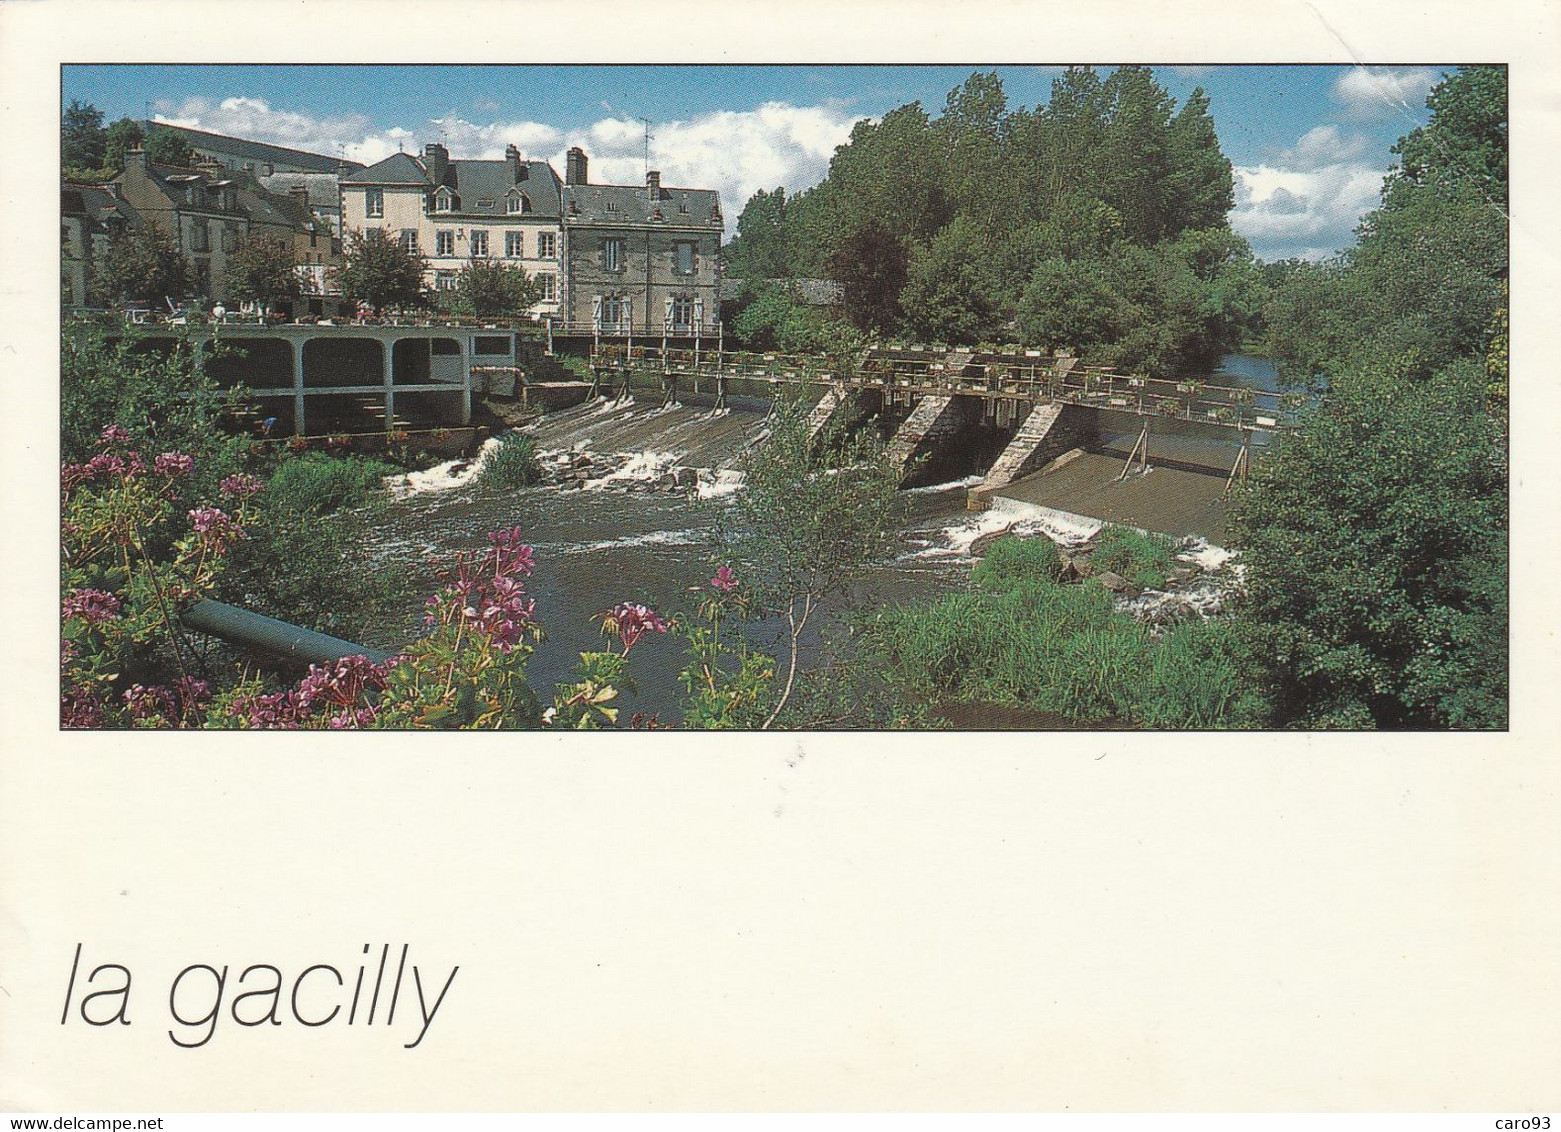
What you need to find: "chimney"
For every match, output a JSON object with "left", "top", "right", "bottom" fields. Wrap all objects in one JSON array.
[
  {"left": 505, "top": 143, "right": 523, "bottom": 183},
  {"left": 646, "top": 170, "right": 661, "bottom": 201},
  {"left": 565, "top": 146, "right": 588, "bottom": 186},
  {"left": 423, "top": 142, "right": 448, "bottom": 186}
]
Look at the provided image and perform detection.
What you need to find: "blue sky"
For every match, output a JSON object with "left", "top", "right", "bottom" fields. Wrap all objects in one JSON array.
[{"left": 62, "top": 64, "right": 1451, "bottom": 261}]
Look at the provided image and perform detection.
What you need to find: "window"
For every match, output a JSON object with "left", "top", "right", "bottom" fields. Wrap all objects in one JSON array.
[
  {"left": 678, "top": 199, "right": 689, "bottom": 214},
  {"left": 470, "top": 230, "right": 489, "bottom": 257},
  {"left": 435, "top": 271, "right": 457, "bottom": 291},
  {"left": 476, "top": 198, "right": 496, "bottom": 208},
  {"left": 262, "top": 163, "right": 273, "bottom": 176},
  {"left": 221, "top": 225, "right": 240, "bottom": 253},
  {"left": 191, "top": 219, "right": 210, "bottom": 253},
  {"left": 537, "top": 231, "right": 556, "bottom": 259},
  {"left": 675, "top": 241, "right": 696, "bottom": 275},
  {"left": 474, "top": 336, "right": 512, "bottom": 356},
  {"left": 506, "top": 193, "right": 529, "bottom": 214},
  {"left": 434, "top": 190, "right": 455, "bottom": 213},
  {"left": 536, "top": 273, "right": 556, "bottom": 302},
  {"left": 436, "top": 229, "right": 455, "bottom": 256},
  {"left": 365, "top": 188, "right": 384, "bottom": 218},
  {"left": 600, "top": 296, "right": 623, "bottom": 328},
  {"left": 603, "top": 237, "right": 625, "bottom": 272},
  {"left": 505, "top": 231, "right": 524, "bottom": 257},
  {"left": 605, "top": 199, "right": 618, "bottom": 212},
  {"left": 670, "top": 295, "right": 693, "bottom": 327},
  {"left": 399, "top": 229, "right": 419, "bottom": 254}
]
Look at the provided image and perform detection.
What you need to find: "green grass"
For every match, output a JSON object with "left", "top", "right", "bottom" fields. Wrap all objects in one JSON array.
[
  {"left": 479, "top": 431, "right": 543, "bottom": 489},
  {"left": 852, "top": 532, "right": 1261, "bottom": 727},
  {"left": 1090, "top": 525, "right": 1177, "bottom": 589},
  {"left": 265, "top": 452, "right": 400, "bottom": 517}
]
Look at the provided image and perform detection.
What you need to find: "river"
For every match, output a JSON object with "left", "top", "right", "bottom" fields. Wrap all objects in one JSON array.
[{"left": 363, "top": 355, "right": 1279, "bottom": 725}]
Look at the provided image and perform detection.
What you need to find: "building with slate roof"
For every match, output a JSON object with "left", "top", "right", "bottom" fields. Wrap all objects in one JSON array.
[
  {"left": 112, "top": 147, "right": 341, "bottom": 305},
  {"left": 61, "top": 183, "right": 138, "bottom": 307},
  {"left": 140, "top": 122, "right": 362, "bottom": 239},
  {"left": 560, "top": 146, "right": 723, "bottom": 338},
  {"left": 340, "top": 143, "right": 565, "bottom": 318}
]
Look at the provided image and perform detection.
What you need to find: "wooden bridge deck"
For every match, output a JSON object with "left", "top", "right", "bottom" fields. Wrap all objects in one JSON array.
[{"left": 588, "top": 344, "right": 1302, "bottom": 434}]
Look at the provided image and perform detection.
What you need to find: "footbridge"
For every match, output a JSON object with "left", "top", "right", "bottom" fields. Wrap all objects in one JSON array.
[{"left": 588, "top": 343, "right": 1302, "bottom": 506}]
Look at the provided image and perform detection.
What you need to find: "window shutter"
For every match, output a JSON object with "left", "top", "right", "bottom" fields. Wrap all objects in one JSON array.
[
  {"left": 664, "top": 297, "right": 674, "bottom": 330},
  {"left": 592, "top": 294, "right": 602, "bottom": 330},
  {"left": 694, "top": 298, "right": 704, "bottom": 327}
]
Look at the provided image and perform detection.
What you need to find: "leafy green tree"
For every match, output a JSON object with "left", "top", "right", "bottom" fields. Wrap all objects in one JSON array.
[
  {"left": 103, "top": 117, "right": 145, "bottom": 175},
  {"left": 334, "top": 231, "right": 427, "bottom": 315},
  {"left": 1165, "top": 88, "right": 1235, "bottom": 233},
  {"left": 92, "top": 223, "right": 192, "bottom": 306},
  {"left": 144, "top": 125, "right": 197, "bottom": 167},
  {"left": 62, "top": 100, "right": 107, "bottom": 172},
  {"left": 225, "top": 233, "right": 300, "bottom": 310},
  {"left": 717, "top": 397, "right": 902, "bottom": 728},
  {"left": 723, "top": 187, "right": 792, "bottom": 280},
  {"left": 826, "top": 226, "right": 909, "bottom": 335},
  {"left": 447, "top": 258, "right": 540, "bottom": 321},
  {"left": 1229, "top": 361, "right": 1506, "bottom": 728},
  {"left": 1387, "top": 65, "right": 1507, "bottom": 208}
]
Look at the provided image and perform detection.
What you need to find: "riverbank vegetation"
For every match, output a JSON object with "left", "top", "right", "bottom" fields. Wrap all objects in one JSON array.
[
  {"left": 1232, "top": 66, "right": 1508, "bottom": 729},
  {"left": 722, "top": 68, "right": 1263, "bottom": 375}
]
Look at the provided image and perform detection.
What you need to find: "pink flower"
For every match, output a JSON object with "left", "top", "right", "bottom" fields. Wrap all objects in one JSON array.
[
  {"left": 711, "top": 565, "right": 739, "bottom": 592},
  {"left": 153, "top": 452, "right": 195, "bottom": 477},
  {"left": 602, "top": 601, "right": 670, "bottom": 654},
  {"left": 188, "top": 506, "right": 245, "bottom": 551},
  {"left": 62, "top": 587, "right": 122, "bottom": 626},
  {"left": 219, "top": 473, "right": 264, "bottom": 500},
  {"left": 98, "top": 424, "right": 130, "bottom": 445},
  {"left": 122, "top": 684, "right": 175, "bottom": 724},
  {"left": 61, "top": 689, "right": 105, "bottom": 729}
]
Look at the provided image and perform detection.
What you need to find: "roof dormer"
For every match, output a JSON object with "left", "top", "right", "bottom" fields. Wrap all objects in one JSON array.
[
  {"left": 432, "top": 185, "right": 458, "bottom": 213},
  {"left": 506, "top": 188, "right": 531, "bottom": 214}
]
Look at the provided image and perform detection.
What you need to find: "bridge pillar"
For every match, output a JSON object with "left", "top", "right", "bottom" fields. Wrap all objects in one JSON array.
[
  {"left": 460, "top": 340, "right": 472, "bottom": 425},
  {"left": 291, "top": 337, "right": 306, "bottom": 436},
  {"left": 383, "top": 336, "right": 396, "bottom": 432}
]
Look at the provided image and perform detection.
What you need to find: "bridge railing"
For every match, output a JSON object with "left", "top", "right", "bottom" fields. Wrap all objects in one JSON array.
[{"left": 587, "top": 343, "right": 1304, "bottom": 431}]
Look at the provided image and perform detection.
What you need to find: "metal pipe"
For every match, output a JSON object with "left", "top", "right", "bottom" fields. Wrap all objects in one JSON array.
[{"left": 181, "top": 599, "right": 395, "bottom": 666}]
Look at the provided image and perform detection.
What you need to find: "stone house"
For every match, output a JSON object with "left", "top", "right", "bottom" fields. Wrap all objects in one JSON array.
[
  {"left": 338, "top": 143, "right": 564, "bottom": 318},
  {"left": 112, "top": 147, "right": 340, "bottom": 305},
  {"left": 559, "top": 147, "right": 723, "bottom": 338},
  {"left": 61, "top": 182, "right": 136, "bottom": 307},
  {"left": 140, "top": 122, "right": 363, "bottom": 236}
]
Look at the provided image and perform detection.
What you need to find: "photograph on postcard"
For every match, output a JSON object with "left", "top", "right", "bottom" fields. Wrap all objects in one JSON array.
[{"left": 57, "top": 63, "right": 1508, "bottom": 733}]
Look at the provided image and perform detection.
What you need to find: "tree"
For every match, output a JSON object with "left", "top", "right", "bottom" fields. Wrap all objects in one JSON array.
[
  {"left": 723, "top": 187, "right": 791, "bottom": 281},
  {"left": 826, "top": 226, "right": 909, "bottom": 335},
  {"left": 62, "top": 100, "right": 106, "bottom": 172},
  {"left": 1388, "top": 65, "right": 1507, "bottom": 209},
  {"left": 334, "top": 231, "right": 427, "bottom": 315},
  {"left": 103, "top": 118, "right": 145, "bottom": 175},
  {"left": 717, "top": 397, "right": 902, "bottom": 728},
  {"left": 1228, "top": 362, "right": 1507, "bottom": 728},
  {"left": 447, "top": 259, "right": 540, "bottom": 321},
  {"left": 92, "top": 224, "right": 191, "bottom": 306},
  {"left": 1165, "top": 87, "right": 1235, "bottom": 233},
  {"left": 144, "top": 125, "right": 196, "bottom": 168},
  {"left": 225, "top": 233, "right": 301, "bottom": 310}
]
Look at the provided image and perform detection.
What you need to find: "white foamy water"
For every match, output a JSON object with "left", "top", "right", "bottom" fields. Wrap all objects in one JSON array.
[
  {"left": 906, "top": 474, "right": 986, "bottom": 495},
  {"left": 574, "top": 528, "right": 708, "bottom": 553},
  {"left": 922, "top": 498, "right": 1106, "bottom": 560},
  {"left": 384, "top": 437, "right": 503, "bottom": 499},
  {"left": 1176, "top": 536, "right": 1238, "bottom": 572},
  {"left": 695, "top": 469, "right": 746, "bottom": 500},
  {"left": 583, "top": 449, "right": 681, "bottom": 489}
]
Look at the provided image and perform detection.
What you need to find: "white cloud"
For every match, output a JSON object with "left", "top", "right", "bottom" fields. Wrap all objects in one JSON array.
[
  {"left": 1230, "top": 127, "right": 1389, "bottom": 261},
  {"left": 1332, "top": 66, "right": 1439, "bottom": 122},
  {"left": 152, "top": 95, "right": 863, "bottom": 237}
]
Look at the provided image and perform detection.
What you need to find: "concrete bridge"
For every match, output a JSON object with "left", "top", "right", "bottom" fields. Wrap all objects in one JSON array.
[
  {"left": 115, "top": 321, "right": 533, "bottom": 436},
  {"left": 588, "top": 343, "right": 1297, "bottom": 506}
]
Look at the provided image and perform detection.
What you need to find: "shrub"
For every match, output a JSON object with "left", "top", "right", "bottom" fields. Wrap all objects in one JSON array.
[
  {"left": 265, "top": 452, "right": 399, "bottom": 517},
  {"left": 480, "top": 432, "right": 542, "bottom": 490},
  {"left": 1090, "top": 526, "right": 1176, "bottom": 589},
  {"left": 972, "top": 536, "right": 1064, "bottom": 591}
]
